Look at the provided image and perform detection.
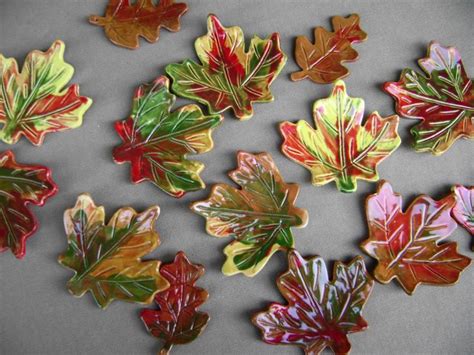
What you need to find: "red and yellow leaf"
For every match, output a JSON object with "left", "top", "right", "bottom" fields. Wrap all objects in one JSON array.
[{"left": 451, "top": 185, "right": 473, "bottom": 249}]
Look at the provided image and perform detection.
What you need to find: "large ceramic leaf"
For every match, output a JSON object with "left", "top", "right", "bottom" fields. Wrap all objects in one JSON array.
[
  {"left": 191, "top": 152, "right": 308, "bottom": 277},
  {"left": 166, "top": 14, "right": 287, "bottom": 120},
  {"left": 113, "top": 76, "right": 222, "bottom": 198},
  {"left": 0, "top": 40, "right": 92, "bottom": 145},
  {"left": 0, "top": 151, "right": 57, "bottom": 258},
  {"left": 360, "top": 181, "right": 471, "bottom": 294},
  {"left": 58, "top": 194, "right": 168, "bottom": 308},
  {"left": 140, "top": 251, "right": 209, "bottom": 355},
  {"left": 384, "top": 42, "right": 473, "bottom": 155},
  {"left": 280, "top": 80, "right": 400, "bottom": 193},
  {"left": 253, "top": 250, "right": 374, "bottom": 355},
  {"left": 451, "top": 185, "right": 473, "bottom": 249}
]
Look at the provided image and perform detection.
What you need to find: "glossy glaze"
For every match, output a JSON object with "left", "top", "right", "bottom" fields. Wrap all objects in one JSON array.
[{"left": 451, "top": 185, "right": 474, "bottom": 249}]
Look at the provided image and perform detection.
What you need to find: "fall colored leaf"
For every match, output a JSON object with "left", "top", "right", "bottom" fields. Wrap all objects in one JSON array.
[
  {"left": 140, "top": 251, "right": 209, "bottom": 355},
  {"left": 384, "top": 42, "right": 473, "bottom": 155},
  {"left": 291, "top": 14, "right": 367, "bottom": 84},
  {"left": 253, "top": 250, "right": 374, "bottom": 355},
  {"left": 360, "top": 181, "right": 471, "bottom": 295},
  {"left": 280, "top": 80, "right": 400, "bottom": 193},
  {"left": 58, "top": 194, "right": 168, "bottom": 308},
  {"left": 89, "top": 0, "right": 188, "bottom": 49},
  {"left": 113, "top": 76, "right": 222, "bottom": 198},
  {"left": 0, "top": 151, "right": 57, "bottom": 258},
  {"left": 166, "top": 14, "right": 287, "bottom": 120},
  {"left": 191, "top": 152, "right": 308, "bottom": 277},
  {"left": 451, "top": 185, "right": 474, "bottom": 249}
]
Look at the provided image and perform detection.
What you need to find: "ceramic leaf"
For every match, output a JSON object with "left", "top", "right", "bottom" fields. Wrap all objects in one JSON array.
[
  {"left": 360, "top": 181, "right": 471, "bottom": 294},
  {"left": 89, "top": 0, "right": 188, "bottom": 49},
  {"left": 191, "top": 152, "right": 308, "bottom": 277},
  {"left": 280, "top": 80, "right": 400, "bottom": 193},
  {"left": 451, "top": 185, "right": 473, "bottom": 249},
  {"left": 140, "top": 251, "right": 209, "bottom": 354},
  {"left": 58, "top": 194, "right": 168, "bottom": 308},
  {"left": 113, "top": 76, "right": 222, "bottom": 198},
  {"left": 0, "top": 151, "right": 57, "bottom": 258},
  {"left": 384, "top": 42, "right": 473, "bottom": 155},
  {"left": 291, "top": 14, "right": 367, "bottom": 84},
  {"left": 166, "top": 14, "right": 287, "bottom": 120},
  {"left": 253, "top": 250, "right": 374, "bottom": 355}
]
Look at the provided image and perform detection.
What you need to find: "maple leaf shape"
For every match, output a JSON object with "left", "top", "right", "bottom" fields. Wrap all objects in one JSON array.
[
  {"left": 291, "top": 14, "right": 367, "bottom": 84},
  {"left": 113, "top": 76, "right": 222, "bottom": 198},
  {"left": 89, "top": 0, "right": 188, "bottom": 49},
  {"left": 280, "top": 80, "right": 400, "bottom": 193},
  {"left": 360, "top": 181, "right": 471, "bottom": 295},
  {"left": 166, "top": 14, "right": 287, "bottom": 120},
  {"left": 0, "top": 151, "right": 57, "bottom": 258},
  {"left": 191, "top": 152, "right": 308, "bottom": 277},
  {"left": 451, "top": 185, "right": 474, "bottom": 249},
  {"left": 58, "top": 194, "right": 168, "bottom": 308},
  {"left": 384, "top": 42, "right": 474, "bottom": 155},
  {"left": 253, "top": 250, "right": 374, "bottom": 355},
  {"left": 0, "top": 40, "right": 92, "bottom": 145},
  {"left": 140, "top": 251, "right": 209, "bottom": 355}
]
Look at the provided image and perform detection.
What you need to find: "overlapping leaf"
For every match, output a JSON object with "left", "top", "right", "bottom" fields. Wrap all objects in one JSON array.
[{"left": 451, "top": 185, "right": 473, "bottom": 249}]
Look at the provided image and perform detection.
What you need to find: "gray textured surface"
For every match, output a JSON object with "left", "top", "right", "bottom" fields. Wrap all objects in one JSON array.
[{"left": 0, "top": 0, "right": 473, "bottom": 354}]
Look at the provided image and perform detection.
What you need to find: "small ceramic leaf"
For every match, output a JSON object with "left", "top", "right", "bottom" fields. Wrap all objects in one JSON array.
[
  {"left": 113, "top": 76, "right": 222, "bottom": 198},
  {"left": 58, "top": 194, "right": 168, "bottom": 308},
  {"left": 0, "top": 40, "right": 92, "bottom": 145},
  {"left": 140, "top": 251, "right": 209, "bottom": 355},
  {"left": 384, "top": 42, "right": 473, "bottom": 155},
  {"left": 253, "top": 250, "right": 374, "bottom": 355},
  {"left": 291, "top": 14, "right": 367, "bottom": 84},
  {"left": 280, "top": 80, "right": 400, "bottom": 193},
  {"left": 360, "top": 181, "right": 471, "bottom": 294},
  {"left": 191, "top": 152, "right": 308, "bottom": 277},
  {"left": 166, "top": 14, "right": 287, "bottom": 120},
  {"left": 89, "top": 0, "right": 188, "bottom": 49},
  {"left": 451, "top": 185, "right": 473, "bottom": 249},
  {"left": 0, "top": 151, "right": 57, "bottom": 258}
]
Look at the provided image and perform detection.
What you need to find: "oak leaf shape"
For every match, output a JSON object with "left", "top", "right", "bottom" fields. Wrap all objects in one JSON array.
[
  {"left": 113, "top": 76, "right": 222, "bottom": 198},
  {"left": 280, "top": 80, "right": 400, "bottom": 193},
  {"left": 89, "top": 0, "right": 188, "bottom": 49},
  {"left": 58, "top": 194, "right": 168, "bottom": 308},
  {"left": 166, "top": 14, "right": 287, "bottom": 120},
  {"left": 451, "top": 185, "right": 473, "bottom": 249},
  {"left": 360, "top": 181, "right": 471, "bottom": 295},
  {"left": 0, "top": 40, "right": 92, "bottom": 145},
  {"left": 384, "top": 42, "right": 473, "bottom": 155},
  {"left": 253, "top": 250, "right": 374, "bottom": 355}
]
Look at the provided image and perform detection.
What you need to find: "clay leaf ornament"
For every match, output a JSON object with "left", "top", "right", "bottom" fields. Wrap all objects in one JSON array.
[
  {"left": 0, "top": 151, "right": 57, "bottom": 258},
  {"left": 451, "top": 185, "right": 474, "bottom": 249},
  {"left": 113, "top": 76, "right": 222, "bottom": 198},
  {"left": 253, "top": 250, "right": 374, "bottom": 355},
  {"left": 140, "top": 251, "right": 209, "bottom": 354},
  {"left": 0, "top": 40, "right": 92, "bottom": 145},
  {"left": 384, "top": 42, "right": 473, "bottom": 155},
  {"left": 291, "top": 14, "right": 367, "bottom": 84},
  {"left": 166, "top": 14, "right": 287, "bottom": 120},
  {"left": 191, "top": 152, "right": 308, "bottom": 277},
  {"left": 280, "top": 80, "right": 400, "bottom": 193},
  {"left": 89, "top": 0, "right": 188, "bottom": 49},
  {"left": 360, "top": 181, "right": 471, "bottom": 295},
  {"left": 58, "top": 194, "right": 168, "bottom": 308}
]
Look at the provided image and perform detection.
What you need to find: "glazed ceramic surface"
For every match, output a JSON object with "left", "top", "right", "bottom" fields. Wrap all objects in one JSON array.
[{"left": 451, "top": 185, "right": 474, "bottom": 248}]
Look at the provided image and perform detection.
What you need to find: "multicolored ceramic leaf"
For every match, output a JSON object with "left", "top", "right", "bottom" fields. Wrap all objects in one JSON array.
[
  {"left": 291, "top": 14, "right": 367, "bottom": 84},
  {"left": 253, "top": 250, "right": 374, "bottom": 355},
  {"left": 0, "top": 40, "right": 92, "bottom": 145},
  {"left": 0, "top": 151, "right": 57, "bottom": 258},
  {"left": 191, "top": 152, "right": 308, "bottom": 277},
  {"left": 360, "top": 181, "right": 471, "bottom": 295},
  {"left": 280, "top": 80, "right": 400, "bottom": 193},
  {"left": 89, "top": 0, "right": 188, "bottom": 49},
  {"left": 113, "top": 76, "right": 222, "bottom": 198},
  {"left": 140, "top": 251, "right": 209, "bottom": 354},
  {"left": 384, "top": 42, "right": 473, "bottom": 155},
  {"left": 58, "top": 194, "right": 168, "bottom": 308},
  {"left": 166, "top": 14, "right": 287, "bottom": 120},
  {"left": 451, "top": 185, "right": 474, "bottom": 249}
]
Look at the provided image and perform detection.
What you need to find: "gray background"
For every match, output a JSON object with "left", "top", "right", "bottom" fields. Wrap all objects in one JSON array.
[{"left": 0, "top": 0, "right": 473, "bottom": 354}]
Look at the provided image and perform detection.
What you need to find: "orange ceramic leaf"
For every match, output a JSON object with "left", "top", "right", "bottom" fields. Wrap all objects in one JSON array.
[
  {"left": 291, "top": 14, "right": 367, "bottom": 84},
  {"left": 451, "top": 185, "right": 473, "bottom": 249}
]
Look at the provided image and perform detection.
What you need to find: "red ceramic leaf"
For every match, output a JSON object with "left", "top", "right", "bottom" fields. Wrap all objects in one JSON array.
[
  {"left": 0, "top": 150, "right": 57, "bottom": 258},
  {"left": 451, "top": 185, "right": 474, "bottom": 249}
]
